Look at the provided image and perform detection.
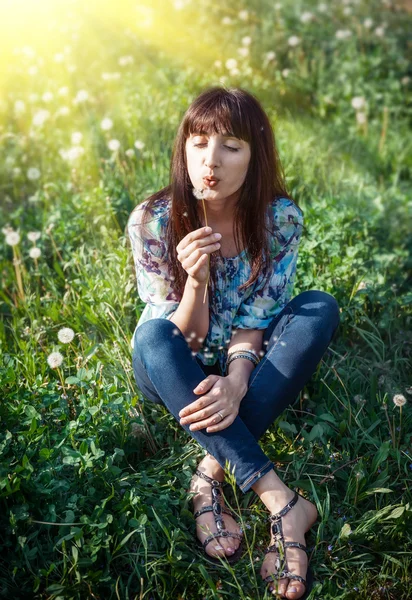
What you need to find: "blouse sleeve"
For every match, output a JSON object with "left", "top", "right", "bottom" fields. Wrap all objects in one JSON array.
[
  {"left": 232, "top": 199, "right": 304, "bottom": 330},
  {"left": 127, "top": 204, "right": 180, "bottom": 325}
]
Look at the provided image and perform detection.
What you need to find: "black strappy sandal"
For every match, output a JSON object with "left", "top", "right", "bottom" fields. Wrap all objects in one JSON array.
[
  {"left": 263, "top": 492, "right": 314, "bottom": 599},
  {"left": 191, "top": 469, "right": 244, "bottom": 566}
]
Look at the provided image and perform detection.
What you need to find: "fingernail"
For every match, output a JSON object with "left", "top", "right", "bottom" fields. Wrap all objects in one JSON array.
[
  {"left": 227, "top": 547, "right": 233, "bottom": 553},
  {"left": 214, "top": 545, "right": 223, "bottom": 550}
]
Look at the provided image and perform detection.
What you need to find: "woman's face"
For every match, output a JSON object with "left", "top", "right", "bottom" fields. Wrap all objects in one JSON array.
[{"left": 185, "top": 130, "right": 251, "bottom": 204}]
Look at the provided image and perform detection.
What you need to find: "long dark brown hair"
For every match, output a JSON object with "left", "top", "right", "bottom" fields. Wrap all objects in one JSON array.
[{"left": 129, "top": 85, "right": 301, "bottom": 305}]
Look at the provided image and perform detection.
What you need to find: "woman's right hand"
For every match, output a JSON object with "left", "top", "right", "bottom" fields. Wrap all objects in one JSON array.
[{"left": 176, "top": 226, "right": 222, "bottom": 286}]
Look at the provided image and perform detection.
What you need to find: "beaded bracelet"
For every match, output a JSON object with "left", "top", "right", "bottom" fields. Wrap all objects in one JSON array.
[
  {"left": 226, "top": 352, "right": 260, "bottom": 372},
  {"left": 227, "top": 348, "right": 260, "bottom": 362}
]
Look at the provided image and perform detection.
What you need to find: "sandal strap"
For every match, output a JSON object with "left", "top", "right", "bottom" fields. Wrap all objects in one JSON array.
[
  {"left": 195, "top": 469, "right": 224, "bottom": 487},
  {"left": 267, "top": 492, "right": 298, "bottom": 521},
  {"left": 264, "top": 541, "right": 308, "bottom": 554},
  {"left": 194, "top": 505, "right": 236, "bottom": 520},
  {"left": 264, "top": 573, "right": 307, "bottom": 587},
  {"left": 202, "top": 530, "right": 243, "bottom": 550}
]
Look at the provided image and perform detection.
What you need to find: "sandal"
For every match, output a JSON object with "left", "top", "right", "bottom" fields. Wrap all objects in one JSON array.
[
  {"left": 191, "top": 469, "right": 244, "bottom": 566},
  {"left": 263, "top": 492, "right": 314, "bottom": 599}
]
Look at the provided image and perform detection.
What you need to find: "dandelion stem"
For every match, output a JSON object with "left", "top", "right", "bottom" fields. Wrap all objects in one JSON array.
[
  {"left": 12, "top": 247, "right": 25, "bottom": 302},
  {"left": 201, "top": 196, "right": 209, "bottom": 304}
]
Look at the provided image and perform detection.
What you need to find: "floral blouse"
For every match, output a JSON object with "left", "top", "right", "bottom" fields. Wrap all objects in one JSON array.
[{"left": 128, "top": 196, "right": 304, "bottom": 376}]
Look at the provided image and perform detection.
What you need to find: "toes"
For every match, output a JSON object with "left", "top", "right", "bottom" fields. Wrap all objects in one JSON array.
[
  {"left": 285, "top": 581, "right": 305, "bottom": 599},
  {"left": 205, "top": 542, "right": 226, "bottom": 559}
]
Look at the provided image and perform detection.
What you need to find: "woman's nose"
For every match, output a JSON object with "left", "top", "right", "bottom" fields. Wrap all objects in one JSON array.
[{"left": 205, "top": 147, "right": 220, "bottom": 168}]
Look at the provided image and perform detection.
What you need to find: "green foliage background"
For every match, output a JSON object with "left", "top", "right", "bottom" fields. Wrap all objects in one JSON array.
[{"left": 0, "top": 0, "right": 411, "bottom": 598}]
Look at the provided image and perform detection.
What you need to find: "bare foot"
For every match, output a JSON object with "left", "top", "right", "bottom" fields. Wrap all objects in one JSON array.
[
  {"left": 190, "top": 457, "right": 242, "bottom": 560},
  {"left": 260, "top": 493, "right": 317, "bottom": 599}
]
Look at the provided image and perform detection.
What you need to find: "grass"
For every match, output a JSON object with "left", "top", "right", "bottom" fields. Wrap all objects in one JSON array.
[{"left": 0, "top": 0, "right": 411, "bottom": 598}]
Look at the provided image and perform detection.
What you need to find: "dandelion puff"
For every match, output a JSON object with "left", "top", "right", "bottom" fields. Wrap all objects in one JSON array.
[
  {"left": 27, "top": 167, "right": 41, "bottom": 180},
  {"left": 5, "top": 231, "right": 21, "bottom": 246},
  {"left": 282, "top": 69, "right": 290, "bottom": 78},
  {"left": 238, "top": 47, "right": 249, "bottom": 58},
  {"left": 363, "top": 18, "right": 373, "bottom": 28},
  {"left": 71, "top": 131, "right": 83, "bottom": 144},
  {"left": 134, "top": 140, "right": 145, "bottom": 150},
  {"left": 242, "top": 35, "right": 252, "bottom": 46},
  {"left": 300, "top": 11, "right": 313, "bottom": 23},
  {"left": 74, "top": 90, "right": 89, "bottom": 104},
  {"left": 58, "top": 327, "right": 75, "bottom": 343},
  {"left": 47, "top": 351, "right": 64, "bottom": 368},
  {"left": 351, "top": 96, "right": 365, "bottom": 110},
  {"left": 238, "top": 10, "right": 248, "bottom": 21},
  {"left": 27, "top": 231, "right": 41, "bottom": 242},
  {"left": 225, "top": 58, "right": 238, "bottom": 70},
  {"left": 393, "top": 394, "right": 407, "bottom": 407},
  {"left": 374, "top": 26, "right": 385, "bottom": 37},
  {"left": 125, "top": 148, "right": 135, "bottom": 158},
  {"left": 32, "top": 109, "right": 50, "bottom": 127},
  {"left": 101, "top": 118, "right": 113, "bottom": 131},
  {"left": 108, "top": 139, "right": 120, "bottom": 152},
  {"left": 222, "top": 16, "right": 232, "bottom": 25},
  {"left": 288, "top": 36, "right": 300, "bottom": 47},
  {"left": 29, "top": 247, "right": 41, "bottom": 259}
]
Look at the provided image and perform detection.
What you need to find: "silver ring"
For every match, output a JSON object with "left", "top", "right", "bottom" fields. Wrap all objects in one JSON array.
[{"left": 217, "top": 411, "right": 224, "bottom": 422}]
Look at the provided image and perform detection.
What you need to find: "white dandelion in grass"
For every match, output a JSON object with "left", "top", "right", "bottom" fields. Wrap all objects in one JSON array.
[
  {"left": 32, "top": 109, "right": 50, "bottom": 127},
  {"left": 101, "top": 118, "right": 113, "bottom": 131},
  {"left": 264, "top": 51, "right": 276, "bottom": 62},
  {"left": 73, "top": 90, "right": 89, "bottom": 104},
  {"left": 238, "top": 10, "right": 248, "bottom": 21},
  {"left": 47, "top": 351, "right": 64, "bottom": 368},
  {"left": 393, "top": 394, "right": 407, "bottom": 407},
  {"left": 58, "top": 327, "right": 75, "bottom": 344},
  {"left": 134, "top": 140, "right": 145, "bottom": 150},
  {"left": 288, "top": 36, "right": 301, "bottom": 47},
  {"left": 27, "top": 167, "right": 41, "bottom": 181},
  {"left": 238, "top": 47, "right": 249, "bottom": 58},
  {"left": 375, "top": 26, "right": 385, "bottom": 37},
  {"left": 71, "top": 132, "right": 83, "bottom": 144},
  {"left": 118, "top": 55, "right": 134, "bottom": 66},
  {"left": 300, "top": 11, "right": 314, "bottom": 23},
  {"left": 108, "top": 139, "right": 121, "bottom": 152},
  {"left": 125, "top": 149, "right": 135, "bottom": 158},
  {"left": 28, "top": 232, "right": 41, "bottom": 243},
  {"left": 242, "top": 36, "right": 252, "bottom": 46},
  {"left": 58, "top": 86, "right": 69, "bottom": 96},
  {"left": 282, "top": 69, "right": 290, "bottom": 78},
  {"left": 42, "top": 92, "right": 54, "bottom": 103},
  {"left": 225, "top": 58, "right": 238, "bottom": 70},
  {"left": 222, "top": 16, "right": 232, "bottom": 25},
  {"left": 29, "top": 247, "right": 41, "bottom": 259},
  {"left": 56, "top": 106, "right": 70, "bottom": 117},
  {"left": 5, "top": 231, "right": 21, "bottom": 246},
  {"left": 318, "top": 3, "right": 328, "bottom": 12},
  {"left": 351, "top": 96, "right": 366, "bottom": 110},
  {"left": 14, "top": 100, "right": 26, "bottom": 114},
  {"left": 335, "top": 29, "right": 352, "bottom": 40}
]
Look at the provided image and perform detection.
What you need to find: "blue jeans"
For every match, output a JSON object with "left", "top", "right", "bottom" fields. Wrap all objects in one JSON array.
[{"left": 131, "top": 290, "right": 340, "bottom": 493}]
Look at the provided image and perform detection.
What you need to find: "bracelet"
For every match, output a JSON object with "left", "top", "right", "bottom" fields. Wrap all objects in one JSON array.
[
  {"left": 226, "top": 352, "right": 260, "bottom": 371},
  {"left": 227, "top": 348, "right": 260, "bottom": 362}
]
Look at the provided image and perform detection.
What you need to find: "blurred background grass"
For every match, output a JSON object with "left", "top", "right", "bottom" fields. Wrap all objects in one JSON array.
[{"left": 0, "top": 0, "right": 411, "bottom": 598}]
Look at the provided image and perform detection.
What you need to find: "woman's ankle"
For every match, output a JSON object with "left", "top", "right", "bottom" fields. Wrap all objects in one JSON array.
[
  {"left": 251, "top": 468, "right": 295, "bottom": 512},
  {"left": 198, "top": 454, "right": 225, "bottom": 480}
]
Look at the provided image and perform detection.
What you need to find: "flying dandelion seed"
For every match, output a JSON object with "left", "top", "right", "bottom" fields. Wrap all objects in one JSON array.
[
  {"left": 58, "top": 327, "right": 75, "bottom": 343},
  {"left": 47, "top": 351, "right": 64, "bottom": 368}
]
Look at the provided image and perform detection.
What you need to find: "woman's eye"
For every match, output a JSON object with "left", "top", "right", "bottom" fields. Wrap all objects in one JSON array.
[{"left": 194, "top": 143, "right": 239, "bottom": 152}]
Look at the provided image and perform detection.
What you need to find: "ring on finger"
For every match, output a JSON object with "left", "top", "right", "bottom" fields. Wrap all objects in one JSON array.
[{"left": 216, "top": 411, "right": 224, "bottom": 422}]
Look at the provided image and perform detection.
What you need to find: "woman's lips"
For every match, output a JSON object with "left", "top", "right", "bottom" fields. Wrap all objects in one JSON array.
[{"left": 203, "top": 178, "right": 219, "bottom": 188}]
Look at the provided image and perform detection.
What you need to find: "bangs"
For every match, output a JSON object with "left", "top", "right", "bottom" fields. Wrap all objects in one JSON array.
[{"left": 183, "top": 93, "right": 251, "bottom": 143}]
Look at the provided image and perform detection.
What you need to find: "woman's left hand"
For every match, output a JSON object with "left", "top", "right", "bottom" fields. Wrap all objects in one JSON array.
[{"left": 178, "top": 375, "right": 247, "bottom": 433}]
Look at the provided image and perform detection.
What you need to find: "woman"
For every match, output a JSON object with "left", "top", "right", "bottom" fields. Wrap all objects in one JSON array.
[{"left": 128, "top": 86, "right": 340, "bottom": 600}]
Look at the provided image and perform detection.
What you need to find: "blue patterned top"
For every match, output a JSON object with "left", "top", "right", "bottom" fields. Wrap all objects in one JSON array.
[{"left": 128, "top": 196, "right": 304, "bottom": 375}]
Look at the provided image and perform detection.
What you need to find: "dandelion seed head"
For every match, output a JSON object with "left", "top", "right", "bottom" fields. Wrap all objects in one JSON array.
[
  {"left": 374, "top": 26, "right": 385, "bottom": 37},
  {"left": 125, "top": 148, "right": 134, "bottom": 157},
  {"left": 42, "top": 91, "right": 54, "bottom": 103},
  {"left": 351, "top": 96, "right": 366, "bottom": 110},
  {"left": 264, "top": 51, "right": 276, "bottom": 62},
  {"left": 241, "top": 35, "right": 252, "bottom": 46},
  {"left": 222, "top": 16, "right": 232, "bottom": 25},
  {"left": 29, "top": 247, "right": 41, "bottom": 259},
  {"left": 335, "top": 29, "right": 352, "bottom": 40},
  {"left": 32, "top": 109, "right": 50, "bottom": 127},
  {"left": 363, "top": 18, "right": 373, "bottom": 28},
  {"left": 101, "top": 117, "right": 113, "bottom": 131},
  {"left": 27, "top": 167, "right": 41, "bottom": 181},
  {"left": 71, "top": 131, "right": 83, "bottom": 145},
  {"left": 5, "top": 231, "right": 20, "bottom": 246},
  {"left": 27, "top": 231, "right": 41, "bottom": 242},
  {"left": 300, "top": 11, "right": 313, "bottom": 23},
  {"left": 47, "top": 351, "right": 64, "bottom": 368},
  {"left": 74, "top": 89, "right": 89, "bottom": 104},
  {"left": 393, "top": 394, "right": 407, "bottom": 407},
  {"left": 58, "top": 327, "right": 75, "bottom": 344},
  {"left": 225, "top": 58, "right": 238, "bottom": 70},
  {"left": 288, "top": 36, "right": 300, "bottom": 47},
  {"left": 134, "top": 140, "right": 145, "bottom": 150},
  {"left": 238, "top": 47, "right": 249, "bottom": 58},
  {"left": 238, "top": 10, "right": 248, "bottom": 21},
  {"left": 108, "top": 139, "right": 120, "bottom": 152}
]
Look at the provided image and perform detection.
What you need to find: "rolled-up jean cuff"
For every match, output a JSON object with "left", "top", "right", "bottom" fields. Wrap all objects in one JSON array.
[{"left": 239, "top": 460, "right": 274, "bottom": 493}]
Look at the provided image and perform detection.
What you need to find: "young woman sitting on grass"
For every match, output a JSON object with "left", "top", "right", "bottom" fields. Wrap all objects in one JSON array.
[{"left": 128, "top": 85, "right": 340, "bottom": 600}]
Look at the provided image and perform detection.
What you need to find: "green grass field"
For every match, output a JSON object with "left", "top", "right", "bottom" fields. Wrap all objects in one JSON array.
[{"left": 1, "top": 0, "right": 411, "bottom": 598}]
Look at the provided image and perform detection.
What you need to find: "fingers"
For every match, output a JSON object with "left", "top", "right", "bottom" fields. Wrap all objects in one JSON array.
[
  {"left": 180, "top": 401, "right": 220, "bottom": 426},
  {"left": 190, "top": 413, "right": 233, "bottom": 433}
]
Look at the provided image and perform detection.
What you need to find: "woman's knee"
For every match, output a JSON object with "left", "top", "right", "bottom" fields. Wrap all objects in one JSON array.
[
  {"left": 292, "top": 290, "right": 340, "bottom": 330},
  {"left": 133, "top": 318, "right": 176, "bottom": 361}
]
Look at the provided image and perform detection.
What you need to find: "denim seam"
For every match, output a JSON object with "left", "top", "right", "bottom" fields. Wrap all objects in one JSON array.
[
  {"left": 248, "top": 308, "right": 295, "bottom": 389},
  {"left": 239, "top": 460, "right": 273, "bottom": 491}
]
